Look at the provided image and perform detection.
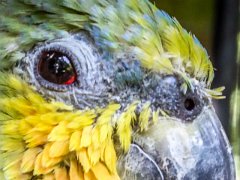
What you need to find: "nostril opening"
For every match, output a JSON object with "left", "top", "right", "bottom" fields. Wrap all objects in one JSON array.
[{"left": 184, "top": 98, "right": 195, "bottom": 111}]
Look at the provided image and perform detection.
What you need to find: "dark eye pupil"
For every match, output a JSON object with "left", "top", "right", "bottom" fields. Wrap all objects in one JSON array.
[{"left": 38, "top": 51, "right": 77, "bottom": 85}]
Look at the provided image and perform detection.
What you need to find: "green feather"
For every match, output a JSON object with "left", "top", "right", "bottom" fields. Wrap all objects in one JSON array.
[{"left": 0, "top": 0, "right": 214, "bottom": 88}]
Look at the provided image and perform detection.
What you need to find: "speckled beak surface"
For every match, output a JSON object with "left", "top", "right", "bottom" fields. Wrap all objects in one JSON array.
[{"left": 118, "top": 106, "right": 236, "bottom": 180}]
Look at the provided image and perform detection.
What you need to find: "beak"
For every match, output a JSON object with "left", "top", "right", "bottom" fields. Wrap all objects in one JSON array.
[{"left": 117, "top": 106, "right": 236, "bottom": 180}]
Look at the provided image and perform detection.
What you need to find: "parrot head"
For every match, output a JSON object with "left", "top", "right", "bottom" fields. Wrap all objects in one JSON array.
[{"left": 0, "top": 0, "right": 235, "bottom": 179}]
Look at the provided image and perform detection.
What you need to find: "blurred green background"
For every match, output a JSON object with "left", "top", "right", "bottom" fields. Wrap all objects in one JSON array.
[{"left": 151, "top": 0, "right": 239, "bottom": 177}]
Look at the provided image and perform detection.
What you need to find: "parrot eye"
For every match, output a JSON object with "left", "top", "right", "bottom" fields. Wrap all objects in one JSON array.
[
  {"left": 33, "top": 43, "right": 82, "bottom": 91},
  {"left": 38, "top": 50, "right": 77, "bottom": 85}
]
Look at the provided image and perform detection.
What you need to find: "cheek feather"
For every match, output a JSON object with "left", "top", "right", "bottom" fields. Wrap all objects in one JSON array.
[
  {"left": 0, "top": 74, "right": 121, "bottom": 179},
  {"left": 0, "top": 74, "right": 163, "bottom": 179}
]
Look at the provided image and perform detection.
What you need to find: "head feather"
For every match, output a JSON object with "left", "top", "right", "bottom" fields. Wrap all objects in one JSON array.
[{"left": 0, "top": 0, "right": 214, "bottom": 87}]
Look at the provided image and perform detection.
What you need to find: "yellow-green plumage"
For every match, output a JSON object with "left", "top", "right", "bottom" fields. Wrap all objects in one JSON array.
[
  {"left": 0, "top": 74, "right": 158, "bottom": 179},
  {"left": 0, "top": 0, "right": 229, "bottom": 179},
  {"left": 0, "top": 0, "right": 214, "bottom": 86}
]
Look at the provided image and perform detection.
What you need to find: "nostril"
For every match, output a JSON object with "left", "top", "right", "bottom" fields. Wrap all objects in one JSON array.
[{"left": 184, "top": 98, "right": 195, "bottom": 111}]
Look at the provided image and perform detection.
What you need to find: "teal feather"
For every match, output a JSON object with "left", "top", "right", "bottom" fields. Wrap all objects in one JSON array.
[{"left": 0, "top": 0, "right": 214, "bottom": 87}]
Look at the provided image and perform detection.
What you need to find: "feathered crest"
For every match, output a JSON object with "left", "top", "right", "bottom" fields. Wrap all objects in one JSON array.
[{"left": 0, "top": 0, "right": 214, "bottom": 87}]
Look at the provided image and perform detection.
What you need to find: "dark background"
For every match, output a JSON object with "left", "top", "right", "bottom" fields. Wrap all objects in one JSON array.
[{"left": 151, "top": 0, "right": 239, "bottom": 138}]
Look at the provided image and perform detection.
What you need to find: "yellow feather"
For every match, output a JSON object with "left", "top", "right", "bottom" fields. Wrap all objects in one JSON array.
[
  {"left": 67, "top": 112, "right": 96, "bottom": 129},
  {"left": 91, "top": 162, "right": 119, "bottom": 180},
  {"left": 24, "top": 131, "right": 48, "bottom": 148},
  {"left": 96, "top": 104, "right": 120, "bottom": 145},
  {"left": 43, "top": 101, "right": 73, "bottom": 112},
  {"left": 34, "top": 152, "right": 54, "bottom": 175},
  {"left": 43, "top": 174, "right": 55, "bottom": 180},
  {"left": 0, "top": 75, "right": 127, "bottom": 179},
  {"left": 96, "top": 104, "right": 121, "bottom": 125},
  {"left": 87, "top": 145, "right": 101, "bottom": 166},
  {"left": 104, "top": 140, "right": 117, "bottom": 173},
  {"left": 48, "top": 121, "right": 70, "bottom": 142},
  {"left": 139, "top": 102, "right": 151, "bottom": 131},
  {"left": 20, "top": 147, "right": 42, "bottom": 173},
  {"left": 69, "top": 131, "right": 82, "bottom": 151},
  {"left": 1, "top": 151, "right": 23, "bottom": 171},
  {"left": 41, "top": 143, "right": 62, "bottom": 168},
  {"left": 100, "top": 141, "right": 107, "bottom": 162},
  {"left": 54, "top": 166, "right": 69, "bottom": 180},
  {"left": 77, "top": 148, "right": 91, "bottom": 172},
  {"left": 91, "top": 128, "right": 100, "bottom": 149},
  {"left": 100, "top": 124, "right": 113, "bottom": 144},
  {"left": 1, "top": 120, "right": 20, "bottom": 135},
  {"left": 4, "top": 160, "right": 30, "bottom": 180},
  {"left": 80, "top": 126, "right": 92, "bottom": 148},
  {"left": 0, "top": 138, "right": 24, "bottom": 152},
  {"left": 41, "top": 113, "right": 71, "bottom": 126},
  {"left": 84, "top": 170, "right": 96, "bottom": 180},
  {"left": 25, "top": 93, "right": 45, "bottom": 106},
  {"left": 9, "top": 75, "right": 25, "bottom": 92},
  {"left": 49, "top": 140, "right": 69, "bottom": 158},
  {"left": 34, "top": 122, "right": 54, "bottom": 133},
  {"left": 117, "top": 101, "right": 138, "bottom": 151},
  {"left": 69, "top": 159, "right": 84, "bottom": 180}
]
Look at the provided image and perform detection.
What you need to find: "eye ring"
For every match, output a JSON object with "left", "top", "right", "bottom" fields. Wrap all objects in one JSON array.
[{"left": 33, "top": 44, "right": 81, "bottom": 91}]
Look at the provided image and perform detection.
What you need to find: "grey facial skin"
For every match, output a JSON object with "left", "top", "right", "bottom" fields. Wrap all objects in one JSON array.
[
  {"left": 123, "top": 107, "right": 235, "bottom": 180},
  {"left": 14, "top": 33, "right": 235, "bottom": 180}
]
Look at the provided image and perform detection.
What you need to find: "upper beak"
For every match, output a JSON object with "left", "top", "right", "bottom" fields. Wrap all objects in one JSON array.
[{"left": 117, "top": 106, "right": 236, "bottom": 180}]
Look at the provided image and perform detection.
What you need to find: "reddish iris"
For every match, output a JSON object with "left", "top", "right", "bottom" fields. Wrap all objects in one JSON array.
[
  {"left": 38, "top": 51, "right": 77, "bottom": 85},
  {"left": 64, "top": 75, "right": 76, "bottom": 85}
]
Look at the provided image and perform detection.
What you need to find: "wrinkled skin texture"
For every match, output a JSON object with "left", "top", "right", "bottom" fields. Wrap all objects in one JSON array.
[{"left": 0, "top": 0, "right": 236, "bottom": 179}]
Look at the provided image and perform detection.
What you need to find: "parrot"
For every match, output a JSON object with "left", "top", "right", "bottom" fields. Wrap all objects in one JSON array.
[{"left": 0, "top": 0, "right": 236, "bottom": 179}]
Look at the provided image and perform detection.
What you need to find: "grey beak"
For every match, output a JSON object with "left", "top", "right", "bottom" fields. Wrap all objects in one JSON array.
[{"left": 117, "top": 106, "right": 236, "bottom": 180}]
